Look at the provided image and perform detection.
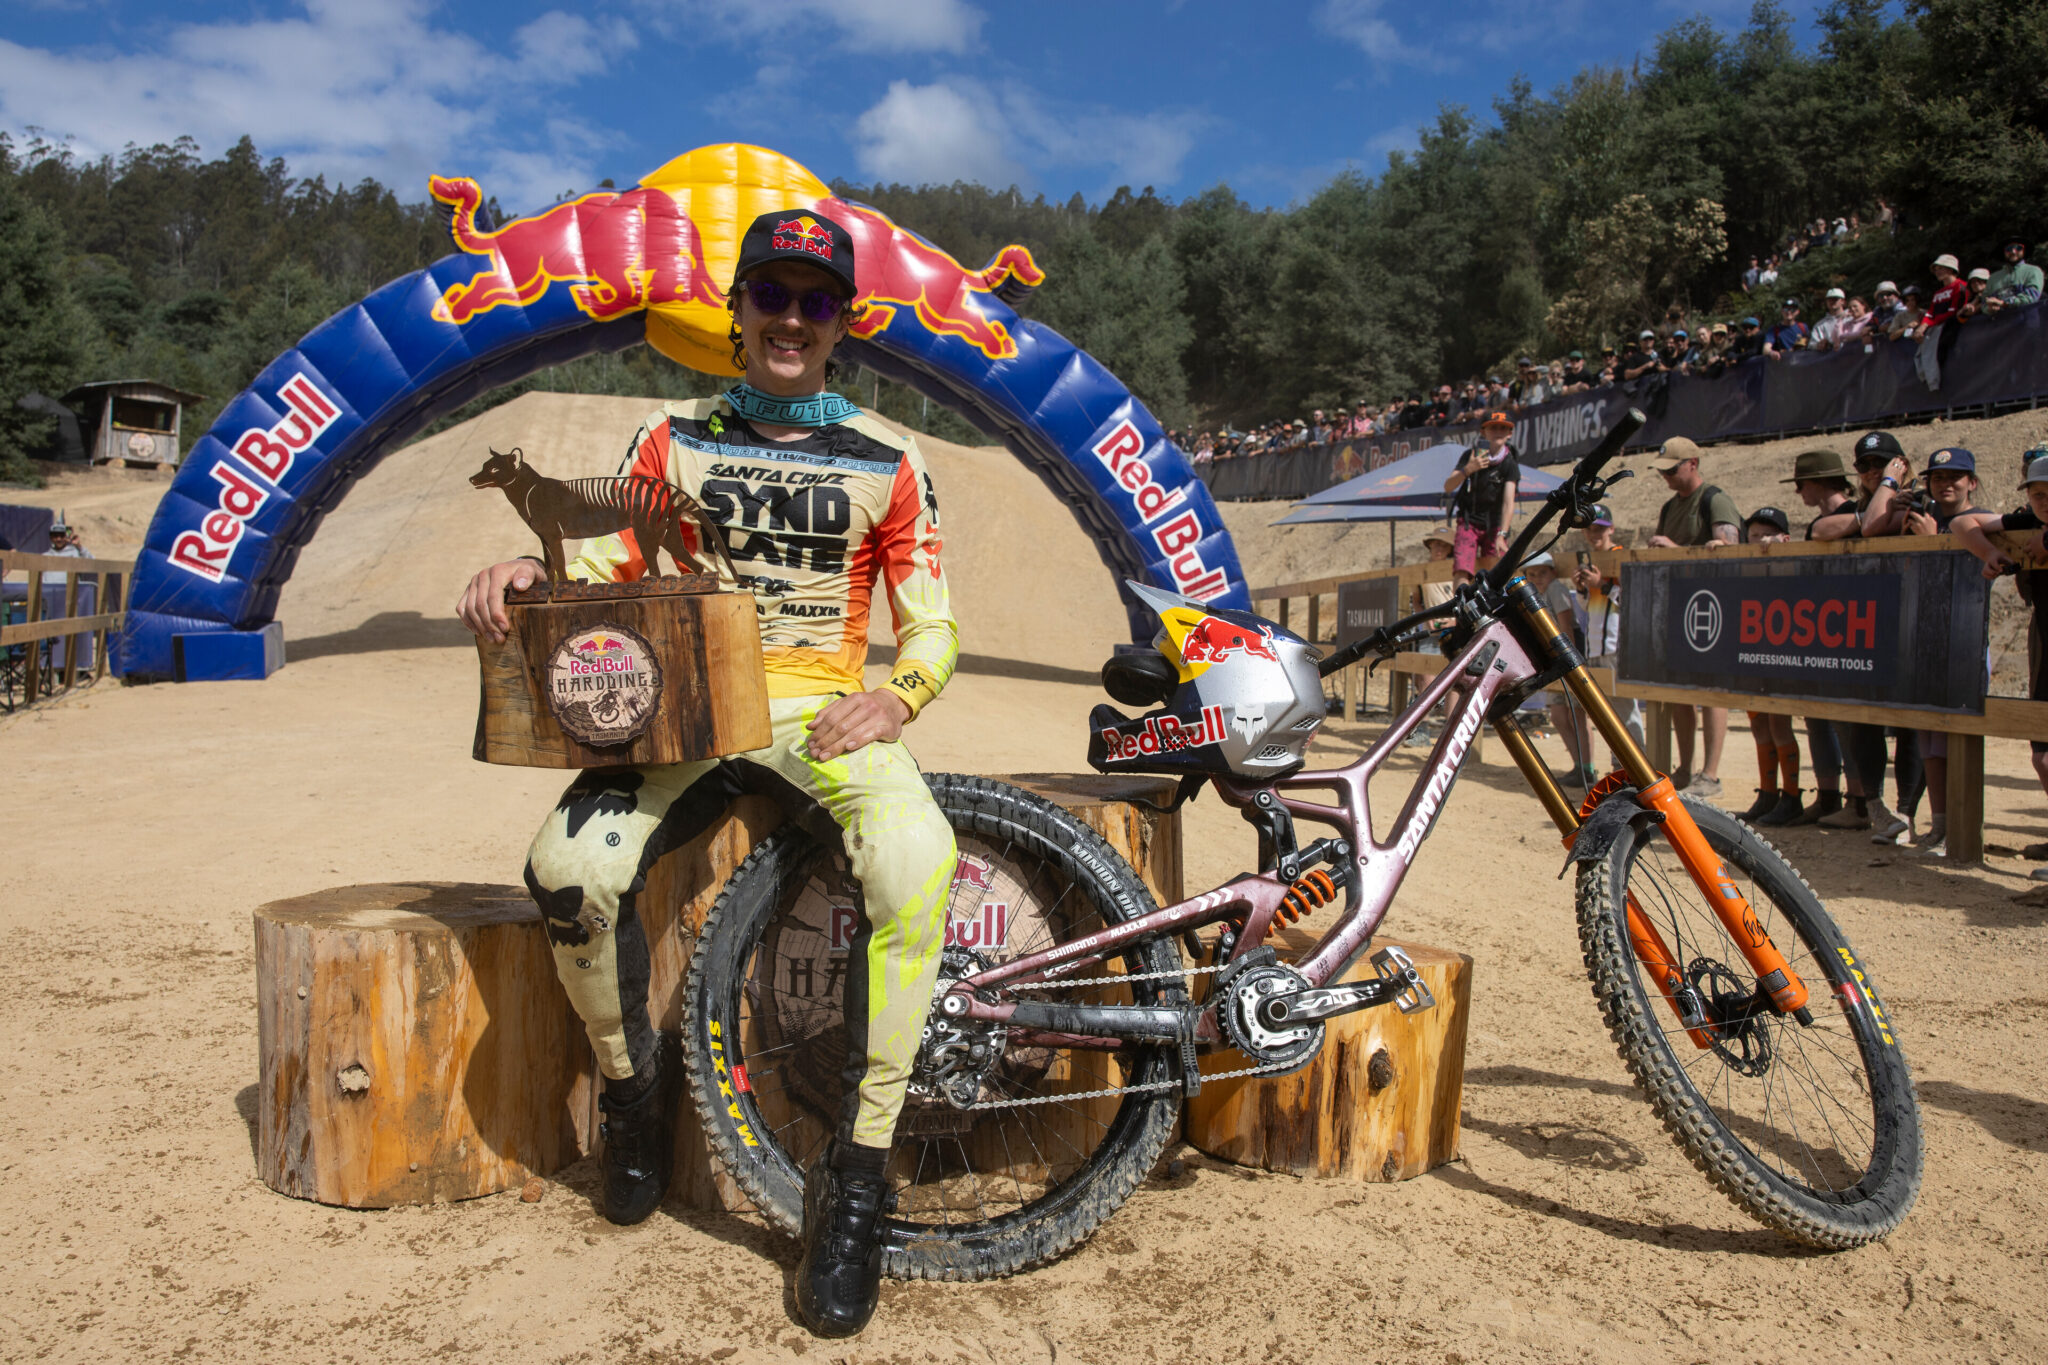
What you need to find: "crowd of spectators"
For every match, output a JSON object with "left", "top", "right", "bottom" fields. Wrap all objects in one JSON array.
[{"left": 1186, "top": 228, "right": 2039, "bottom": 461}]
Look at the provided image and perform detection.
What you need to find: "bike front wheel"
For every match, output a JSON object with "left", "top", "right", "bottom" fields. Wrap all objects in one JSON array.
[
  {"left": 682, "top": 772, "right": 1184, "bottom": 1280},
  {"left": 1576, "top": 796, "right": 1922, "bottom": 1247}
]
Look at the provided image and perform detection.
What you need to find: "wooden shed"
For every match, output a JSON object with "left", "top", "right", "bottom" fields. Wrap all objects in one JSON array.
[{"left": 63, "top": 380, "right": 204, "bottom": 469}]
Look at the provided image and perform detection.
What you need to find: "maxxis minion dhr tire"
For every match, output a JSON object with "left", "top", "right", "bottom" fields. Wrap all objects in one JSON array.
[
  {"left": 1576, "top": 794, "right": 1922, "bottom": 1248},
  {"left": 682, "top": 772, "right": 1184, "bottom": 1280}
]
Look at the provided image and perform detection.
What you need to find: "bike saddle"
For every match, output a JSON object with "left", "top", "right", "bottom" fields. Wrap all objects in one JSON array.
[{"left": 1100, "top": 649, "right": 1178, "bottom": 708}]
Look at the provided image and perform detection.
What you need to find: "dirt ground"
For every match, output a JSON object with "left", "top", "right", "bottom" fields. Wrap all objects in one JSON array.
[{"left": 4, "top": 399, "right": 2045, "bottom": 1364}]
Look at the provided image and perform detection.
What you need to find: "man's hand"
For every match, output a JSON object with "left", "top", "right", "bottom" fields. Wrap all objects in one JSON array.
[
  {"left": 1647, "top": 534, "right": 1679, "bottom": 548},
  {"left": 1904, "top": 510, "right": 1938, "bottom": 537},
  {"left": 457, "top": 559, "right": 543, "bottom": 642},
  {"left": 1982, "top": 551, "right": 2016, "bottom": 581},
  {"left": 805, "top": 689, "right": 913, "bottom": 762},
  {"left": 1571, "top": 565, "right": 1600, "bottom": 594}
]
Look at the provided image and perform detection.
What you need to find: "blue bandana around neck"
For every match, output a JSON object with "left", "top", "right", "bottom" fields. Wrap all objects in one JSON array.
[{"left": 724, "top": 383, "right": 859, "bottom": 428}]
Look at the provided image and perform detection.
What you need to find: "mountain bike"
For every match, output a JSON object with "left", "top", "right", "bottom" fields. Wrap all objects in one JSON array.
[{"left": 680, "top": 408, "right": 1922, "bottom": 1278}]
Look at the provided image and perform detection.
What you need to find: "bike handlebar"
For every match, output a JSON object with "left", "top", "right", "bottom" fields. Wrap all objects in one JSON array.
[{"left": 1313, "top": 407, "right": 1647, "bottom": 680}]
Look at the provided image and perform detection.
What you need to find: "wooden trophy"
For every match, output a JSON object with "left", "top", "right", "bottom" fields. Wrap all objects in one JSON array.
[{"left": 470, "top": 448, "right": 771, "bottom": 768}]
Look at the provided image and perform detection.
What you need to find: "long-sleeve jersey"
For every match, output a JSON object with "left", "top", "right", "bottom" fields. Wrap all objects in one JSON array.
[{"left": 566, "top": 396, "right": 958, "bottom": 717}]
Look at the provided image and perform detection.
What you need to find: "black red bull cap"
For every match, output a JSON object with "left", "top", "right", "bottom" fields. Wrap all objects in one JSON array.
[{"left": 732, "top": 209, "right": 857, "bottom": 297}]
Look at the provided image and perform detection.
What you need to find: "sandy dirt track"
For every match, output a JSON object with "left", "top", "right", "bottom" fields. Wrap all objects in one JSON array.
[{"left": 4, "top": 398, "right": 2046, "bottom": 1364}]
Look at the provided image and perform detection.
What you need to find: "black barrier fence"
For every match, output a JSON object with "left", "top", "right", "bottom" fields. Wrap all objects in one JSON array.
[
  {"left": 1616, "top": 552, "right": 1989, "bottom": 715},
  {"left": 1196, "top": 301, "right": 2048, "bottom": 503}
]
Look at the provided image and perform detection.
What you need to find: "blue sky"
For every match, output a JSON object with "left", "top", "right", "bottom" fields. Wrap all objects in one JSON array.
[{"left": 3, "top": 0, "right": 1829, "bottom": 215}]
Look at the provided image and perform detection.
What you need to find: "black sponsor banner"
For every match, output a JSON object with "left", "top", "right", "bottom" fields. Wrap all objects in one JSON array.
[
  {"left": 1618, "top": 553, "right": 1989, "bottom": 714},
  {"left": 1336, "top": 576, "right": 1402, "bottom": 646},
  {"left": 1195, "top": 303, "right": 2047, "bottom": 503}
]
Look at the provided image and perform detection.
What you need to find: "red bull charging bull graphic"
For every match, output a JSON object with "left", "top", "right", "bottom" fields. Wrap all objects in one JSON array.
[{"left": 118, "top": 142, "right": 1245, "bottom": 680}]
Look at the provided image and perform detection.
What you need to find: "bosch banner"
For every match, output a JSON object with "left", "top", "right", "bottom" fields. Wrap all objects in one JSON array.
[
  {"left": 1617, "top": 553, "right": 1989, "bottom": 714},
  {"left": 1336, "top": 577, "right": 1402, "bottom": 646},
  {"left": 117, "top": 143, "right": 1245, "bottom": 680}
]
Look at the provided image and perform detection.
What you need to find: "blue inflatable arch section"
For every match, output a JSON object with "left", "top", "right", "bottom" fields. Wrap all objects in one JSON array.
[{"left": 117, "top": 207, "right": 1249, "bottom": 680}]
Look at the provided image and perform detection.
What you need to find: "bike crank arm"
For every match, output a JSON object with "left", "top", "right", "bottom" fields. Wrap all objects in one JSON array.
[{"left": 1256, "top": 946, "right": 1435, "bottom": 1029}]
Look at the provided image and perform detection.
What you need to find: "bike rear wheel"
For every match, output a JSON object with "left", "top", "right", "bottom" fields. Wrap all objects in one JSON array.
[
  {"left": 682, "top": 773, "right": 1184, "bottom": 1280},
  {"left": 1576, "top": 796, "right": 1922, "bottom": 1247}
]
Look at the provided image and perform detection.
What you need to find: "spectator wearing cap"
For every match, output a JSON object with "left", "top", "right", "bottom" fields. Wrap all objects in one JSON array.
[
  {"left": 1897, "top": 447, "right": 1988, "bottom": 850},
  {"left": 1657, "top": 330, "right": 1693, "bottom": 374},
  {"left": 1871, "top": 281, "right": 1904, "bottom": 331},
  {"left": 1987, "top": 237, "right": 2042, "bottom": 312},
  {"left": 46, "top": 514, "right": 86, "bottom": 557},
  {"left": 1953, "top": 448, "right": 2048, "bottom": 873},
  {"left": 1777, "top": 448, "right": 1865, "bottom": 824},
  {"left": 1821, "top": 431, "right": 1927, "bottom": 839},
  {"left": 1619, "top": 332, "right": 1659, "bottom": 382},
  {"left": 1885, "top": 284, "right": 1925, "bottom": 342},
  {"left": 1647, "top": 437, "right": 1739, "bottom": 798},
  {"left": 1809, "top": 289, "right": 1852, "bottom": 350},
  {"left": 1758, "top": 254, "right": 1781, "bottom": 289},
  {"left": 1916, "top": 254, "right": 1968, "bottom": 390},
  {"left": 1965, "top": 268, "right": 1991, "bottom": 319},
  {"left": 1561, "top": 351, "right": 1591, "bottom": 392},
  {"left": 1729, "top": 316, "right": 1765, "bottom": 363},
  {"left": 1567, "top": 503, "right": 1645, "bottom": 777},
  {"left": 1732, "top": 503, "right": 1809, "bottom": 824},
  {"left": 1441, "top": 412, "right": 1520, "bottom": 585},
  {"left": 1762, "top": 299, "right": 1808, "bottom": 358}
]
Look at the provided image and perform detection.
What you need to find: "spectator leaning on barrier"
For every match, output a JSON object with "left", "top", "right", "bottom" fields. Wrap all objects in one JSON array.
[
  {"left": 1987, "top": 237, "right": 2043, "bottom": 312},
  {"left": 1819, "top": 431, "right": 1926, "bottom": 839},
  {"left": 1442, "top": 412, "right": 1520, "bottom": 585},
  {"left": 1730, "top": 316, "right": 1765, "bottom": 362},
  {"left": 1562, "top": 351, "right": 1590, "bottom": 391},
  {"left": 1648, "top": 437, "right": 1740, "bottom": 798},
  {"left": 1916, "top": 254, "right": 1968, "bottom": 391},
  {"left": 1965, "top": 268, "right": 1991, "bottom": 320},
  {"left": 1781, "top": 447, "right": 1863, "bottom": 825},
  {"left": 1568, "top": 503, "right": 1646, "bottom": 775},
  {"left": 1521, "top": 551, "right": 1598, "bottom": 788},
  {"left": 1735, "top": 504, "right": 1809, "bottom": 825},
  {"left": 1838, "top": 295, "right": 1874, "bottom": 347},
  {"left": 1871, "top": 281, "right": 1903, "bottom": 331},
  {"left": 1763, "top": 298, "right": 1808, "bottom": 357},
  {"left": 1953, "top": 448, "right": 2048, "bottom": 876},
  {"left": 1810, "top": 288, "right": 1850, "bottom": 350},
  {"left": 1886, "top": 284, "right": 1925, "bottom": 341},
  {"left": 1619, "top": 332, "right": 1659, "bottom": 382}
]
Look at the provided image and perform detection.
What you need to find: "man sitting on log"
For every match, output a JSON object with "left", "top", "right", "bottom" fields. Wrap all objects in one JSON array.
[{"left": 457, "top": 209, "right": 959, "bottom": 1339}]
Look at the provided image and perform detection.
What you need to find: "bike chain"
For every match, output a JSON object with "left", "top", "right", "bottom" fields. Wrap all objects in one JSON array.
[{"left": 967, "top": 959, "right": 1303, "bottom": 1110}]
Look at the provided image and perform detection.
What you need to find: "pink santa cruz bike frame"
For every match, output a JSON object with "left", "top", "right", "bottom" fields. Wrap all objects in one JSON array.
[{"left": 941, "top": 611, "right": 1545, "bottom": 1050}]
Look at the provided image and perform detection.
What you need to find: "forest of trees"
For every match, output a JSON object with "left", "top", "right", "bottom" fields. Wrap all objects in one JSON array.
[{"left": 2, "top": 0, "right": 2041, "bottom": 484}]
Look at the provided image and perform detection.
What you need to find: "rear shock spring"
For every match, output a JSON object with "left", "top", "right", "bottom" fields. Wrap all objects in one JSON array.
[{"left": 1273, "top": 868, "right": 1339, "bottom": 928}]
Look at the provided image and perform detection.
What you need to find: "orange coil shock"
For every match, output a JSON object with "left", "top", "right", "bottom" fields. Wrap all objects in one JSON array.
[{"left": 1274, "top": 869, "right": 1339, "bottom": 928}]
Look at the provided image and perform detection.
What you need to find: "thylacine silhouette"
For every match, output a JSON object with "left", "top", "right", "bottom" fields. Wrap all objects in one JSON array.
[{"left": 470, "top": 446, "right": 737, "bottom": 588}]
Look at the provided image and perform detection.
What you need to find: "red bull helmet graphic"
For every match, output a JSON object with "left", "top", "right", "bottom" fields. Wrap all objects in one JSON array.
[{"left": 1087, "top": 581, "right": 1326, "bottom": 780}]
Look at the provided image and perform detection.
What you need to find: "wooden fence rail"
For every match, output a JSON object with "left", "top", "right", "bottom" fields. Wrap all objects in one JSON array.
[
  {"left": 1251, "top": 533, "right": 2048, "bottom": 863},
  {"left": 1, "top": 551, "right": 133, "bottom": 705}
]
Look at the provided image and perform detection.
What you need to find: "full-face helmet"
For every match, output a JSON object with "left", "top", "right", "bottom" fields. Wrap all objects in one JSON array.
[{"left": 1088, "top": 582, "right": 1326, "bottom": 780}]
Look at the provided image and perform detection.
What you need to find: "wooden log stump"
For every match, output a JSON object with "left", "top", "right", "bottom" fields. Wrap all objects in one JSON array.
[
  {"left": 255, "top": 882, "right": 597, "bottom": 1207},
  {"left": 654, "top": 772, "right": 1185, "bottom": 1213},
  {"left": 1186, "top": 928, "right": 1470, "bottom": 1182}
]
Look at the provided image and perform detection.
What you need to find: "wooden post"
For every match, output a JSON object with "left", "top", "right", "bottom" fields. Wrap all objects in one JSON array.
[
  {"left": 1186, "top": 930, "right": 1470, "bottom": 1182},
  {"left": 58, "top": 567, "right": 79, "bottom": 690},
  {"left": 1644, "top": 701, "right": 1673, "bottom": 774},
  {"left": 1306, "top": 593, "right": 1321, "bottom": 646},
  {"left": 254, "top": 883, "right": 598, "bottom": 1207},
  {"left": 22, "top": 564, "right": 41, "bottom": 704},
  {"left": 1277, "top": 597, "right": 1291, "bottom": 632},
  {"left": 1947, "top": 733, "right": 1985, "bottom": 862}
]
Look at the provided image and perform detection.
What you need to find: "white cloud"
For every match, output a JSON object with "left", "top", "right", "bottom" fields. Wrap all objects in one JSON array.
[
  {"left": 851, "top": 79, "right": 1203, "bottom": 193},
  {"left": 852, "top": 81, "right": 1021, "bottom": 187},
  {"left": 648, "top": 0, "right": 983, "bottom": 54},
  {"left": 0, "top": 0, "right": 637, "bottom": 211},
  {"left": 1314, "top": 0, "right": 1452, "bottom": 71}
]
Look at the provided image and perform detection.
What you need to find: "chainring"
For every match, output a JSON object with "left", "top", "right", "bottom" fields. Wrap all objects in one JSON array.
[{"left": 1216, "top": 961, "right": 1325, "bottom": 1073}]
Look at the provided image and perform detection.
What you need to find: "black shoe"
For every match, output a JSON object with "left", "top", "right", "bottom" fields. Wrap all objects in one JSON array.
[
  {"left": 1739, "top": 788, "right": 1779, "bottom": 821},
  {"left": 597, "top": 1030, "right": 681, "bottom": 1226},
  {"left": 1756, "top": 789, "right": 1804, "bottom": 826},
  {"left": 1788, "top": 790, "right": 1840, "bottom": 826},
  {"left": 797, "top": 1145, "right": 893, "bottom": 1338}
]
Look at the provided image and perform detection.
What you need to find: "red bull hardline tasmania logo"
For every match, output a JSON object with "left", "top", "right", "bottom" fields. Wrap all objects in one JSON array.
[{"left": 543, "top": 622, "right": 662, "bottom": 747}]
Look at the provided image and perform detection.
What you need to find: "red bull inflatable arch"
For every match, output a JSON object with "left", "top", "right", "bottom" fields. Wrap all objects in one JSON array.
[{"left": 116, "top": 143, "right": 1248, "bottom": 680}]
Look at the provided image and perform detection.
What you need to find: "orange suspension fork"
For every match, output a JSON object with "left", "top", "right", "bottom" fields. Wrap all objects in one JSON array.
[{"left": 1513, "top": 588, "right": 1812, "bottom": 1017}]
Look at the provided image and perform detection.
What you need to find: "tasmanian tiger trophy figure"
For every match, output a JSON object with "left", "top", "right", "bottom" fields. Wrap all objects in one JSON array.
[{"left": 469, "top": 447, "right": 736, "bottom": 588}]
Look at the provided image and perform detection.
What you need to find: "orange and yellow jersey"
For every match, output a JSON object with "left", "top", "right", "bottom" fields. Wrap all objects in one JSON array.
[{"left": 565, "top": 396, "right": 957, "bottom": 717}]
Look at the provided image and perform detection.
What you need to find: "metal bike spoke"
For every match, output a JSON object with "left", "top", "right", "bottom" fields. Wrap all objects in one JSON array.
[
  {"left": 953, "top": 1134, "right": 991, "bottom": 1224},
  {"left": 995, "top": 1119, "right": 1028, "bottom": 1213}
]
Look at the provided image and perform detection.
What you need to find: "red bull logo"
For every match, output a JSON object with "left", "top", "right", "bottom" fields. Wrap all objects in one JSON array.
[
  {"left": 771, "top": 215, "right": 836, "bottom": 259},
  {"left": 951, "top": 853, "right": 998, "bottom": 894},
  {"left": 1180, "top": 616, "right": 1280, "bottom": 665},
  {"left": 1098, "top": 704, "right": 1227, "bottom": 763},
  {"left": 428, "top": 175, "right": 724, "bottom": 325},
  {"left": 824, "top": 198, "right": 1043, "bottom": 361},
  {"left": 827, "top": 866, "right": 1010, "bottom": 955}
]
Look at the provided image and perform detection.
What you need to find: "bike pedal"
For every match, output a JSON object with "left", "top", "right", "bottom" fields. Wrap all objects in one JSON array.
[{"left": 1370, "top": 946, "right": 1436, "bottom": 1014}]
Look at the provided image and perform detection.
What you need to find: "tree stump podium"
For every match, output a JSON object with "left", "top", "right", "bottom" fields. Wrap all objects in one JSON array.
[
  {"left": 652, "top": 772, "right": 1185, "bottom": 1213},
  {"left": 254, "top": 882, "right": 598, "bottom": 1207},
  {"left": 1186, "top": 928, "right": 1470, "bottom": 1182}
]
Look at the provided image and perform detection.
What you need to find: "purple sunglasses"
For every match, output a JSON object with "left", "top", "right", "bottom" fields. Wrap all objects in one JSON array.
[{"left": 738, "top": 278, "right": 850, "bottom": 322}]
